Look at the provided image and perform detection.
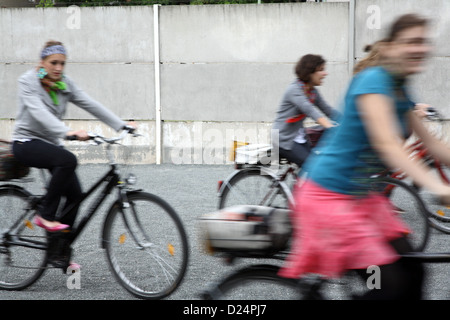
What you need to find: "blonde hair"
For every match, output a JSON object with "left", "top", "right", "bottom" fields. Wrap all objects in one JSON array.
[{"left": 353, "top": 40, "right": 386, "bottom": 75}]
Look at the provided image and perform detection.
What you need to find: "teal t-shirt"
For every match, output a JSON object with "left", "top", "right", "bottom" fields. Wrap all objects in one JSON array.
[{"left": 304, "top": 66, "right": 415, "bottom": 196}]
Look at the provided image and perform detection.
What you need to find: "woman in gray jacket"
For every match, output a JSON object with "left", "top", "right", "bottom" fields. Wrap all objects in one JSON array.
[
  {"left": 12, "top": 41, "right": 134, "bottom": 268},
  {"left": 272, "top": 54, "right": 340, "bottom": 167}
]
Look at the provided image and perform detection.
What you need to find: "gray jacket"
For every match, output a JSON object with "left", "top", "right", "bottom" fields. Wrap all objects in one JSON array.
[
  {"left": 272, "top": 80, "right": 340, "bottom": 150},
  {"left": 13, "top": 69, "right": 126, "bottom": 145}
]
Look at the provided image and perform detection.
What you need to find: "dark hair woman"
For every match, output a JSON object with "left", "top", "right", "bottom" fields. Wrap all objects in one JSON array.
[{"left": 271, "top": 54, "right": 340, "bottom": 167}]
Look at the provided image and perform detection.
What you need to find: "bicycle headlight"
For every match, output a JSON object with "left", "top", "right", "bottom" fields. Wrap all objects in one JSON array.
[{"left": 126, "top": 174, "right": 137, "bottom": 185}]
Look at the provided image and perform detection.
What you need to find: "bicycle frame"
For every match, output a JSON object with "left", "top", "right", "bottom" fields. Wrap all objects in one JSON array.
[{"left": 62, "top": 163, "right": 123, "bottom": 243}]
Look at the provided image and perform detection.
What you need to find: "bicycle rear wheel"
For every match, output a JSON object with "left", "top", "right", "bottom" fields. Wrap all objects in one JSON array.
[
  {"left": 103, "top": 191, "right": 189, "bottom": 299},
  {"left": 371, "top": 177, "right": 430, "bottom": 252},
  {"left": 0, "top": 186, "right": 47, "bottom": 290},
  {"left": 218, "top": 167, "right": 292, "bottom": 209}
]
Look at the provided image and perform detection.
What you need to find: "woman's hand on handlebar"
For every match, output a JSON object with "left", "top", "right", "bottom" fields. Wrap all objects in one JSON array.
[
  {"left": 66, "top": 129, "right": 91, "bottom": 141},
  {"left": 124, "top": 121, "right": 138, "bottom": 132}
]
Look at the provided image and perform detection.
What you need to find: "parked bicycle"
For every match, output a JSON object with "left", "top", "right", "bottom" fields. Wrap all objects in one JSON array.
[{"left": 0, "top": 127, "right": 189, "bottom": 300}]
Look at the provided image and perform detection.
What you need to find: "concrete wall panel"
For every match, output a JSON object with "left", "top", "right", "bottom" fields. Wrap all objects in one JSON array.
[
  {"left": 0, "top": 7, "right": 155, "bottom": 63},
  {"left": 160, "top": 3, "right": 349, "bottom": 63}
]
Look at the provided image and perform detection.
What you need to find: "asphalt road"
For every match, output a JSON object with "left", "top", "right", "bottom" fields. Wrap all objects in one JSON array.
[{"left": 2, "top": 163, "right": 450, "bottom": 303}]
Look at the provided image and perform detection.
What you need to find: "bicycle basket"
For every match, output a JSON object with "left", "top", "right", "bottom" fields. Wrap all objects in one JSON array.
[
  {"left": 0, "top": 140, "right": 30, "bottom": 181},
  {"left": 199, "top": 205, "right": 292, "bottom": 256},
  {"left": 234, "top": 144, "right": 272, "bottom": 165}
]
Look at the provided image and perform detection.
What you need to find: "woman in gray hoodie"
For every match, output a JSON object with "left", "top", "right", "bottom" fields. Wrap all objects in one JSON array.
[
  {"left": 272, "top": 54, "right": 340, "bottom": 167},
  {"left": 12, "top": 41, "right": 133, "bottom": 233}
]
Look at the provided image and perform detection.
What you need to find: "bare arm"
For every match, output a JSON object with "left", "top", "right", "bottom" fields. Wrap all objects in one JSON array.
[
  {"left": 358, "top": 93, "right": 450, "bottom": 200},
  {"left": 316, "top": 117, "right": 335, "bottom": 128}
]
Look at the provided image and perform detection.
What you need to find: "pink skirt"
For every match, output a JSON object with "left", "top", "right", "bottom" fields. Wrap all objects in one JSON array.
[{"left": 278, "top": 179, "right": 410, "bottom": 279}]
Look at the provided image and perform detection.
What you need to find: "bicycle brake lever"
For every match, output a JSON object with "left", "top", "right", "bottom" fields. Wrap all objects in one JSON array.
[{"left": 123, "top": 125, "right": 136, "bottom": 134}]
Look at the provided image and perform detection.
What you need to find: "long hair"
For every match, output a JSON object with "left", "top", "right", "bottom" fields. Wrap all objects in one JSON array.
[{"left": 353, "top": 40, "right": 387, "bottom": 75}]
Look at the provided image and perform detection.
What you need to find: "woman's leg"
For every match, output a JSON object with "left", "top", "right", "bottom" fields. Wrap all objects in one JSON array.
[
  {"left": 353, "top": 236, "right": 424, "bottom": 300},
  {"left": 58, "top": 172, "right": 82, "bottom": 227},
  {"left": 13, "top": 140, "right": 81, "bottom": 224}
]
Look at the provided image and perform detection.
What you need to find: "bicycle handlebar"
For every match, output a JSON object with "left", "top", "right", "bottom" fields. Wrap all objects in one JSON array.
[{"left": 65, "top": 125, "right": 140, "bottom": 144}]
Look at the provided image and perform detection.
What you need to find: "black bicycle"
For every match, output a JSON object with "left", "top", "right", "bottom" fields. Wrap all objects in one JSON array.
[{"left": 0, "top": 128, "right": 189, "bottom": 299}]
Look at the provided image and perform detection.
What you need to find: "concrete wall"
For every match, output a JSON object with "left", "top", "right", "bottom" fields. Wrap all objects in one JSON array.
[{"left": 1, "top": 1, "right": 449, "bottom": 164}]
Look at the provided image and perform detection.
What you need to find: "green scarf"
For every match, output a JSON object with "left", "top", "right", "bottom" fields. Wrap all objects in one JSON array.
[
  {"left": 48, "top": 81, "right": 66, "bottom": 105},
  {"left": 40, "top": 78, "right": 67, "bottom": 106}
]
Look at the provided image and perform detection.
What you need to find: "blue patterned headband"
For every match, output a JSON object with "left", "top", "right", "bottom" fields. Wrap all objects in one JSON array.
[{"left": 40, "top": 45, "right": 67, "bottom": 60}]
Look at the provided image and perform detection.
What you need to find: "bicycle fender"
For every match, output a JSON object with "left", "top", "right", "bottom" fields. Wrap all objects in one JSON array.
[
  {"left": 0, "top": 184, "right": 32, "bottom": 196},
  {"left": 217, "top": 167, "right": 280, "bottom": 197},
  {"left": 218, "top": 167, "right": 294, "bottom": 207}
]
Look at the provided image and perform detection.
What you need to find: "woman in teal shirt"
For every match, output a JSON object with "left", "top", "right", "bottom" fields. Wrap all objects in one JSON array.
[{"left": 279, "top": 14, "right": 450, "bottom": 299}]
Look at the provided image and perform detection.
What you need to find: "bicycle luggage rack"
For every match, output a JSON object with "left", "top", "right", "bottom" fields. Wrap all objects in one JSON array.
[{"left": 402, "top": 252, "right": 450, "bottom": 263}]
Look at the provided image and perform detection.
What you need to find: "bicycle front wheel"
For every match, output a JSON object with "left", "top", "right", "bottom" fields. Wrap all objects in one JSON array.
[
  {"left": 218, "top": 167, "right": 292, "bottom": 209},
  {"left": 202, "top": 264, "right": 309, "bottom": 300},
  {"left": 372, "top": 177, "right": 430, "bottom": 252},
  {"left": 103, "top": 191, "right": 189, "bottom": 299},
  {"left": 0, "top": 186, "right": 47, "bottom": 290}
]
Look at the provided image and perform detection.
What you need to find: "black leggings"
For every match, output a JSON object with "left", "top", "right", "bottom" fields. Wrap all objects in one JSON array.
[
  {"left": 352, "top": 236, "right": 425, "bottom": 300},
  {"left": 13, "top": 139, "right": 82, "bottom": 227}
]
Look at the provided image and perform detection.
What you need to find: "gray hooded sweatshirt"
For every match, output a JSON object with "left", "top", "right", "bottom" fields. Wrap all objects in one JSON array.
[{"left": 13, "top": 69, "right": 126, "bottom": 145}]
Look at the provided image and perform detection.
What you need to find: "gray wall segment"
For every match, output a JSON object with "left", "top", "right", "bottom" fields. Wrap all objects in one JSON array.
[
  {"left": 158, "top": 3, "right": 349, "bottom": 123},
  {"left": 0, "top": 63, "right": 32, "bottom": 118},
  {"left": 159, "top": 3, "right": 349, "bottom": 63},
  {"left": 63, "top": 63, "right": 156, "bottom": 120},
  {"left": 0, "top": 7, "right": 155, "bottom": 63}
]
